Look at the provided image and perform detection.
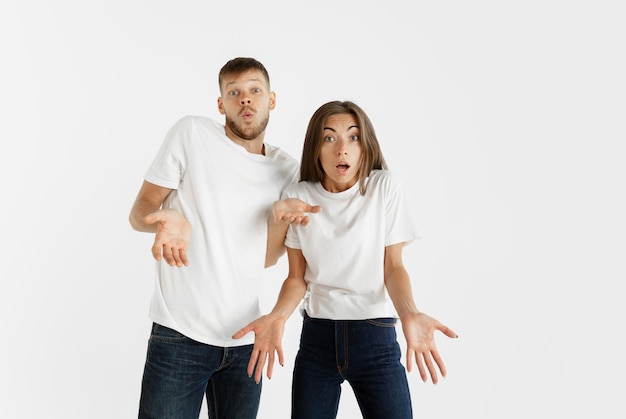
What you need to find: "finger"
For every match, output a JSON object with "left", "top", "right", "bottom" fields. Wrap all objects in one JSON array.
[
  {"left": 439, "top": 325, "right": 458, "bottom": 339},
  {"left": 232, "top": 325, "right": 252, "bottom": 340},
  {"left": 405, "top": 349, "right": 414, "bottom": 373},
  {"left": 247, "top": 350, "right": 260, "bottom": 377},
  {"left": 171, "top": 247, "right": 183, "bottom": 267},
  {"left": 162, "top": 246, "right": 176, "bottom": 266},
  {"left": 415, "top": 352, "right": 427, "bottom": 382},
  {"left": 277, "top": 347, "right": 285, "bottom": 367},
  {"left": 267, "top": 351, "right": 275, "bottom": 379},
  {"left": 150, "top": 241, "right": 163, "bottom": 261},
  {"left": 308, "top": 205, "right": 322, "bottom": 214},
  {"left": 290, "top": 216, "right": 302, "bottom": 225},
  {"left": 179, "top": 247, "right": 189, "bottom": 266},
  {"left": 255, "top": 352, "right": 267, "bottom": 384},
  {"left": 432, "top": 350, "right": 447, "bottom": 378},
  {"left": 423, "top": 352, "right": 439, "bottom": 384},
  {"left": 275, "top": 215, "right": 291, "bottom": 224}
]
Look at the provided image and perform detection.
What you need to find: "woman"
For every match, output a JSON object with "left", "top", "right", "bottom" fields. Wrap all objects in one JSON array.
[{"left": 234, "top": 100, "right": 457, "bottom": 418}]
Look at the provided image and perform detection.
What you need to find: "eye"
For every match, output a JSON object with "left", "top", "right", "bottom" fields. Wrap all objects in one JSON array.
[
  {"left": 350, "top": 134, "right": 360, "bottom": 142},
  {"left": 228, "top": 90, "right": 239, "bottom": 96},
  {"left": 323, "top": 136, "right": 335, "bottom": 142},
  {"left": 252, "top": 88, "right": 261, "bottom": 93}
]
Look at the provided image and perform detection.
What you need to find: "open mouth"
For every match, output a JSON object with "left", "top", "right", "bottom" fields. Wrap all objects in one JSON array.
[{"left": 336, "top": 163, "right": 350, "bottom": 173}]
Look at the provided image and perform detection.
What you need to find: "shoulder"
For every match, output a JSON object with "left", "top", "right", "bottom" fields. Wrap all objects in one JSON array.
[
  {"left": 368, "top": 169, "right": 402, "bottom": 188},
  {"left": 265, "top": 143, "right": 299, "bottom": 166},
  {"left": 164, "top": 116, "right": 225, "bottom": 147},
  {"left": 283, "top": 180, "right": 316, "bottom": 195},
  {"left": 171, "top": 115, "right": 222, "bottom": 132},
  {"left": 367, "top": 170, "right": 410, "bottom": 202},
  {"left": 283, "top": 181, "right": 301, "bottom": 194}
]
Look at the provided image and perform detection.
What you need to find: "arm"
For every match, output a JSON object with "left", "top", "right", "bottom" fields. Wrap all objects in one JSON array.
[
  {"left": 384, "top": 243, "right": 458, "bottom": 384},
  {"left": 265, "top": 214, "right": 289, "bottom": 268},
  {"left": 129, "top": 180, "right": 191, "bottom": 267},
  {"left": 234, "top": 247, "right": 308, "bottom": 383},
  {"left": 265, "top": 198, "right": 321, "bottom": 267}
]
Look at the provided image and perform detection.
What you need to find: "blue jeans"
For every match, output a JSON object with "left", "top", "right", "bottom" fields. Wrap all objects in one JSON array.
[
  {"left": 291, "top": 313, "right": 413, "bottom": 419},
  {"left": 138, "top": 323, "right": 261, "bottom": 419}
]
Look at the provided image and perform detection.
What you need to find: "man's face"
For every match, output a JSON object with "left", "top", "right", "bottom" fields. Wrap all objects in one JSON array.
[{"left": 218, "top": 69, "right": 276, "bottom": 142}]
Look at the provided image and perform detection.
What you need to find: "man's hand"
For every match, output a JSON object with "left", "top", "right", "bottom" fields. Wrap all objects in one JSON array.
[
  {"left": 272, "top": 198, "right": 321, "bottom": 226},
  {"left": 143, "top": 209, "right": 191, "bottom": 267}
]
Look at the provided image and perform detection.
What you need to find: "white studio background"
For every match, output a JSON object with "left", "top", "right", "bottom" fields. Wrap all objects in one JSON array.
[{"left": 1, "top": 1, "right": 624, "bottom": 418}]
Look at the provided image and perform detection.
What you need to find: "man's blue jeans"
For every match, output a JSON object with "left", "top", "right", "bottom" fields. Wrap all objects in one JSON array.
[
  {"left": 291, "top": 313, "right": 413, "bottom": 419},
  {"left": 138, "top": 323, "right": 261, "bottom": 419}
]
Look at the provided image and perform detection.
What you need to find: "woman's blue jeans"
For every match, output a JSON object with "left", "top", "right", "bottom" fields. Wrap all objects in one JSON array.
[
  {"left": 138, "top": 323, "right": 261, "bottom": 419},
  {"left": 291, "top": 313, "right": 413, "bottom": 419}
]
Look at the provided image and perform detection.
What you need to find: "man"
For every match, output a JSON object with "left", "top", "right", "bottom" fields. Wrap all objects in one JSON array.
[{"left": 129, "top": 57, "right": 307, "bottom": 418}]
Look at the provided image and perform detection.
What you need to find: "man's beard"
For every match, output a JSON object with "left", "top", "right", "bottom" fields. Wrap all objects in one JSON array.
[{"left": 226, "top": 114, "right": 270, "bottom": 141}]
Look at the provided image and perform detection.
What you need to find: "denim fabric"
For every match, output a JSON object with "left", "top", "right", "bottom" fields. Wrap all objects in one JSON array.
[
  {"left": 138, "top": 323, "right": 261, "bottom": 419},
  {"left": 291, "top": 313, "right": 413, "bottom": 419}
]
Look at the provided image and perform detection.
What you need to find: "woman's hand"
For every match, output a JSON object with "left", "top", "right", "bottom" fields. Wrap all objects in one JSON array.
[
  {"left": 272, "top": 198, "right": 321, "bottom": 226},
  {"left": 400, "top": 312, "right": 457, "bottom": 384},
  {"left": 232, "top": 313, "right": 288, "bottom": 383}
]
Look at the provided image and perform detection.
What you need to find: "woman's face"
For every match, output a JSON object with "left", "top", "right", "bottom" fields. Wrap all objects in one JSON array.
[{"left": 318, "top": 112, "right": 362, "bottom": 193}]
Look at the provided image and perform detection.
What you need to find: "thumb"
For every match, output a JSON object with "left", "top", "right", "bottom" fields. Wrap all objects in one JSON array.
[
  {"left": 232, "top": 324, "right": 252, "bottom": 339},
  {"left": 143, "top": 212, "right": 162, "bottom": 225},
  {"left": 440, "top": 325, "right": 459, "bottom": 339},
  {"left": 303, "top": 204, "right": 322, "bottom": 214}
]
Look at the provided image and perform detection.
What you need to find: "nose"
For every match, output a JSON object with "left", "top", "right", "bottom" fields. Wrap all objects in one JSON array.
[
  {"left": 336, "top": 139, "right": 348, "bottom": 155},
  {"left": 240, "top": 94, "right": 251, "bottom": 105}
]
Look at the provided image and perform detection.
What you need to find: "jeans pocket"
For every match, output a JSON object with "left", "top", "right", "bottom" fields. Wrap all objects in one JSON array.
[
  {"left": 150, "top": 323, "right": 188, "bottom": 342},
  {"left": 365, "top": 317, "right": 397, "bottom": 328},
  {"left": 302, "top": 310, "right": 314, "bottom": 324}
]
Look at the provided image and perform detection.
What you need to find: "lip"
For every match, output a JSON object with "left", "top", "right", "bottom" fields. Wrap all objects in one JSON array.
[
  {"left": 335, "top": 162, "right": 351, "bottom": 174},
  {"left": 240, "top": 107, "right": 255, "bottom": 119}
]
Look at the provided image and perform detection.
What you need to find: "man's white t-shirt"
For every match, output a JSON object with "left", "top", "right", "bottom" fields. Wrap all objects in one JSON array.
[
  {"left": 144, "top": 115, "right": 299, "bottom": 346},
  {"left": 283, "top": 170, "right": 420, "bottom": 320}
]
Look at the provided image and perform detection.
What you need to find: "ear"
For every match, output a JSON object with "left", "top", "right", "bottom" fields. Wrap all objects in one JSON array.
[
  {"left": 217, "top": 97, "right": 225, "bottom": 115},
  {"left": 269, "top": 91, "right": 276, "bottom": 111}
]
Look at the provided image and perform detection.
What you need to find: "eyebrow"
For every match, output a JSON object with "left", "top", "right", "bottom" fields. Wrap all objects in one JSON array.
[
  {"left": 224, "top": 78, "right": 264, "bottom": 88},
  {"left": 323, "top": 125, "right": 359, "bottom": 132}
]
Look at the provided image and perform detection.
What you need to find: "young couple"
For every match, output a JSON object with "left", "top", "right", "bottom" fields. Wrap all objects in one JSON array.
[{"left": 130, "top": 57, "right": 457, "bottom": 419}]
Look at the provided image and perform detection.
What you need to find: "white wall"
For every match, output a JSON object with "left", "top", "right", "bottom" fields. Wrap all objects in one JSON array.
[{"left": 1, "top": 1, "right": 624, "bottom": 418}]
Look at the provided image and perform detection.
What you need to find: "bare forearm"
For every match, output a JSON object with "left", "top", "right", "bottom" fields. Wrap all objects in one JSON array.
[
  {"left": 269, "top": 276, "right": 307, "bottom": 320},
  {"left": 385, "top": 267, "right": 420, "bottom": 319},
  {"left": 129, "top": 181, "right": 174, "bottom": 233},
  {"left": 265, "top": 213, "right": 289, "bottom": 267},
  {"left": 129, "top": 198, "right": 161, "bottom": 232}
]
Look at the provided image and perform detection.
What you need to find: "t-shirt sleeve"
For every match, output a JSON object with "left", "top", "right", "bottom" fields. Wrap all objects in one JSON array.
[
  {"left": 383, "top": 172, "right": 421, "bottom": 247},
  {"left": 144, "top": 116, "right": 191, "bottom": 189}
]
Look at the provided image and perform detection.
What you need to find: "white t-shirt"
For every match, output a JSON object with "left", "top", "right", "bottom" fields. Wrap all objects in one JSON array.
[
  {"left": 144, "top": 115, "right": 299, "bottom": 346},
  {"left": 283, "top": 170, "right": 420, "bottom": 320}
]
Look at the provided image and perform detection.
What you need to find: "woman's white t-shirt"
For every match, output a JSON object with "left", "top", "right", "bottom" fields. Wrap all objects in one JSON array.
[{"left": 283, "top": 170, "right": 420, "bottom": 320}]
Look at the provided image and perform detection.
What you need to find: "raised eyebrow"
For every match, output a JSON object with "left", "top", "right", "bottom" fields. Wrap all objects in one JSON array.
[
  {"left": 224, "top": 78, "right": 265, "bottom": 88},
  {"left": 323, "top": 125, "right": 359, "bottom": 132}
]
